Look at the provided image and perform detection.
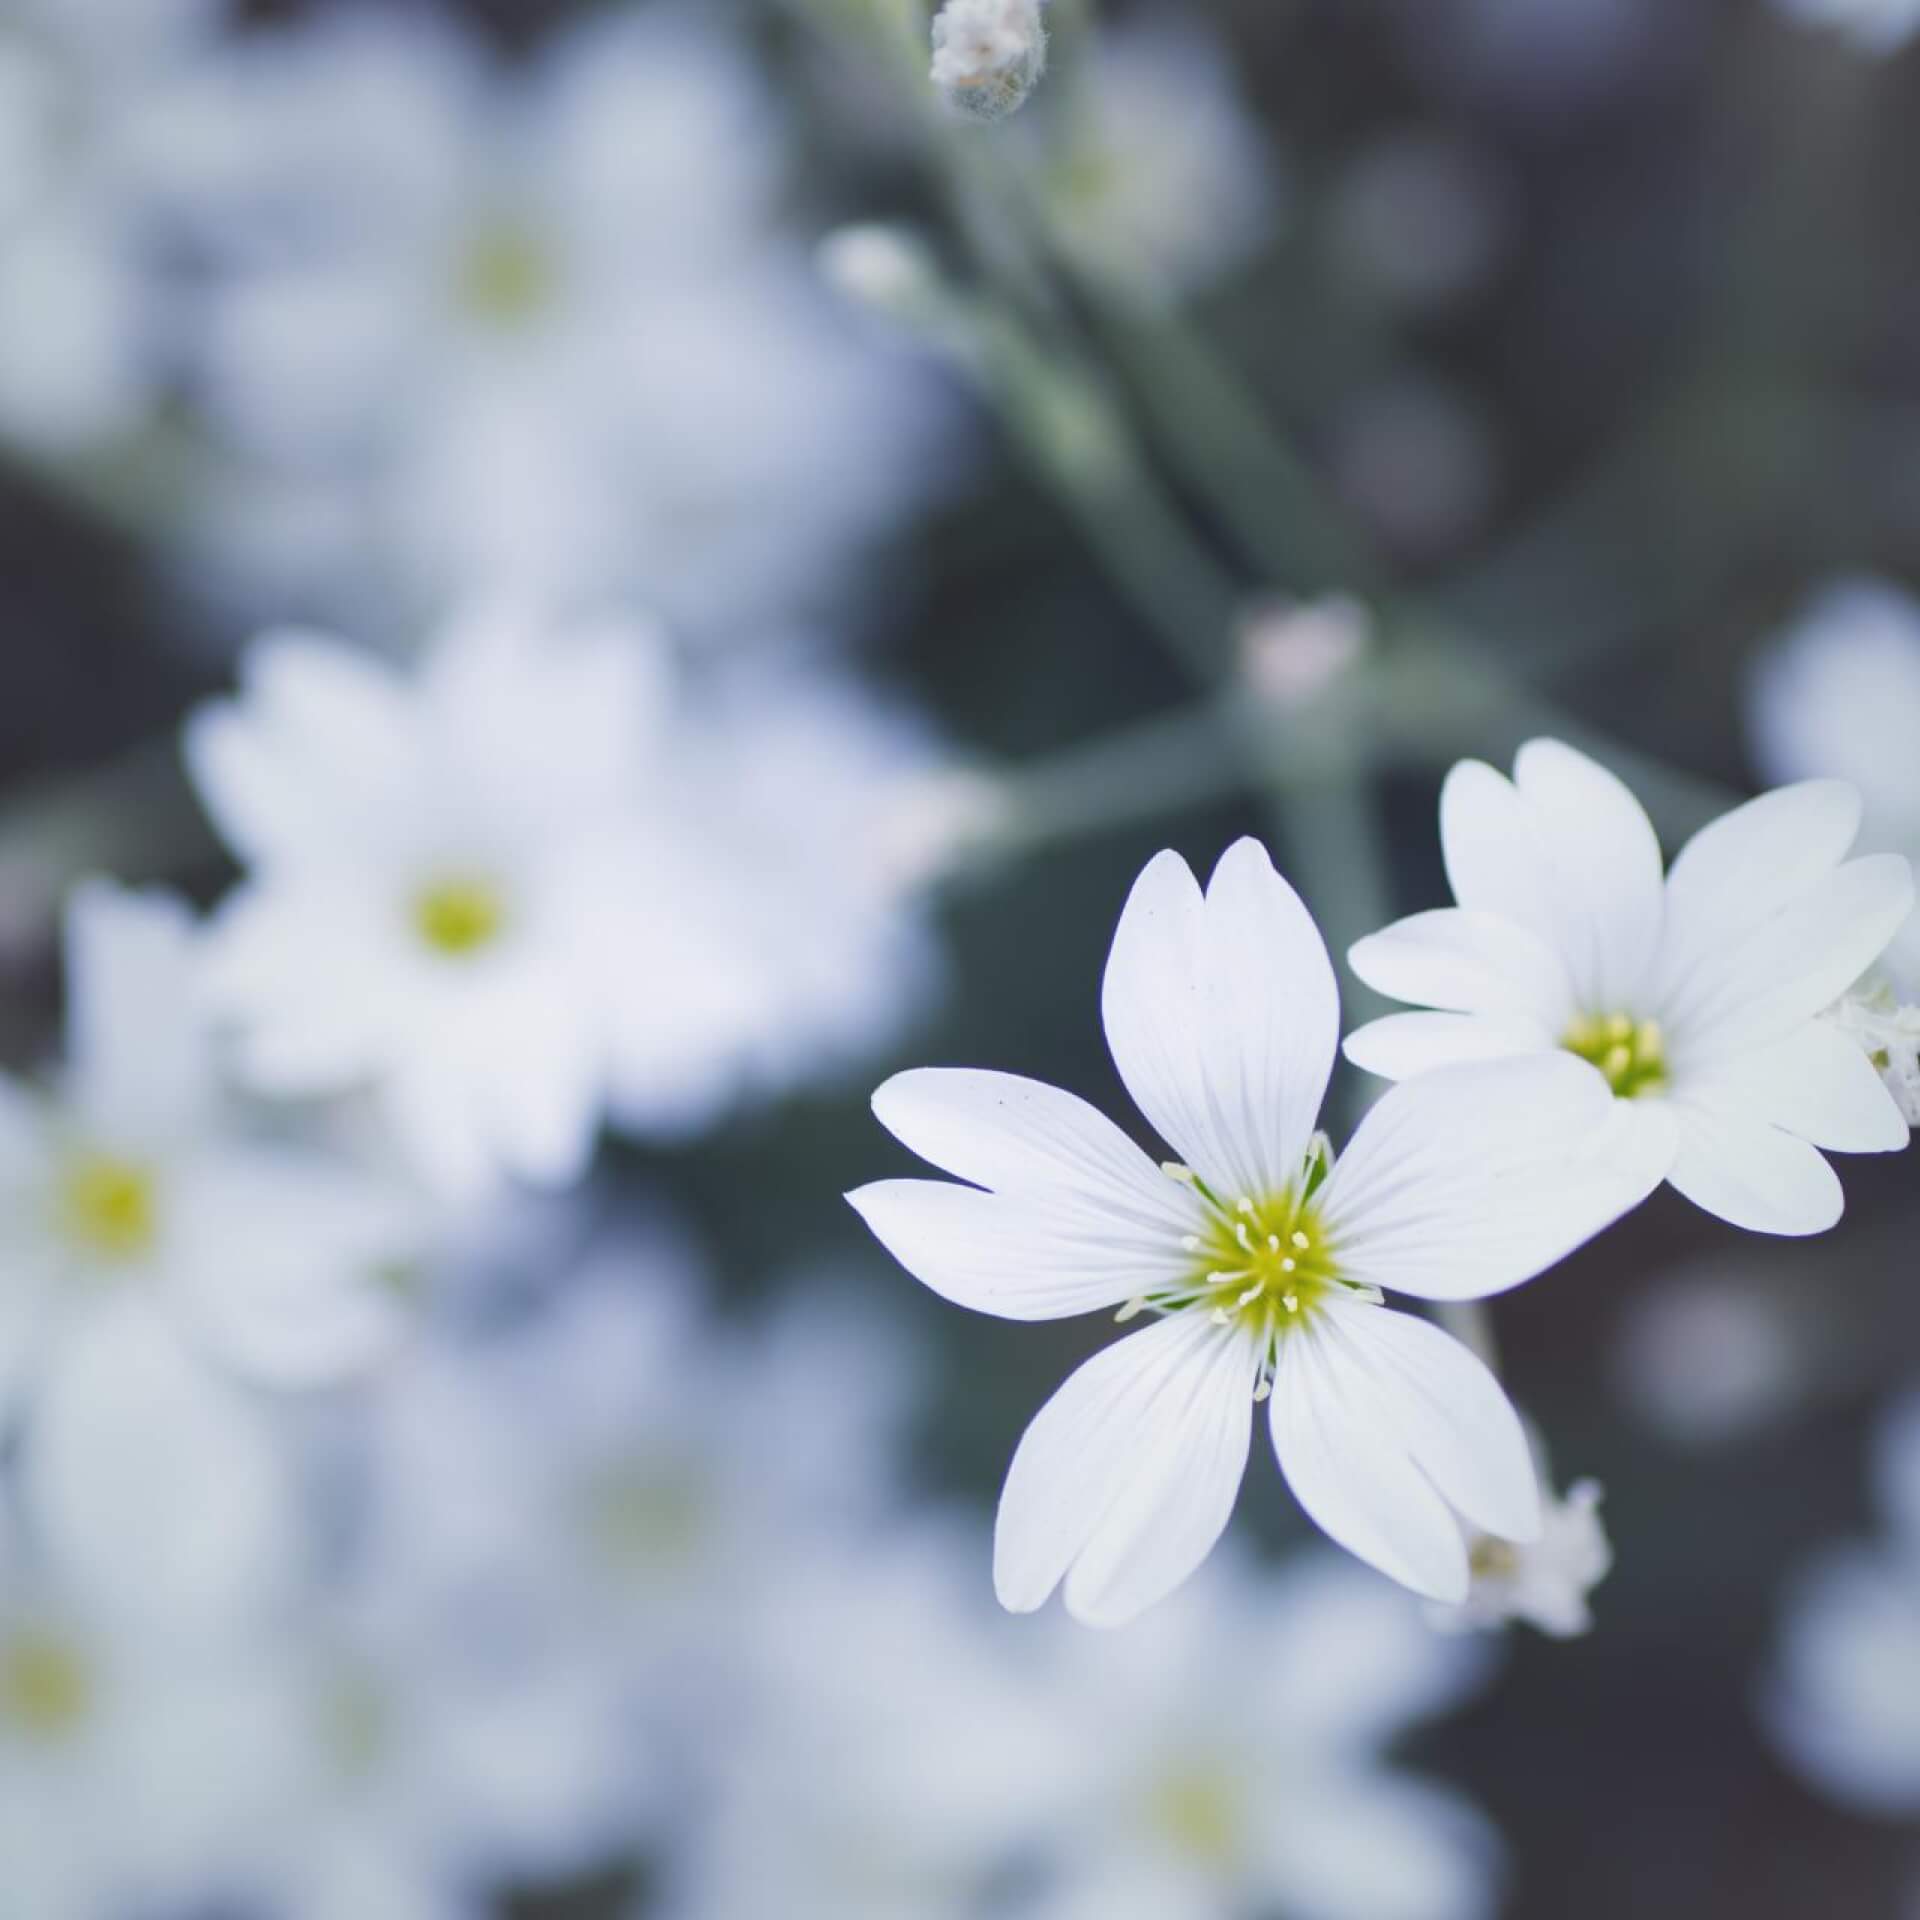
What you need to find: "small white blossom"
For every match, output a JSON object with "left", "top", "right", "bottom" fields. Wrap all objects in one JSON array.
[
  {"left": 1433, "top": 1470, "right": 1612, "bottom": 1640},
  {"left": 0, "top": 884, "right": 416, "bottom": 1621},
  {"left": 1027, "top": 1551, "right": 1503, "bottom": 1920},
  {"left": 1347, "top": 739, "right": 1915, "bottom": 1237},
  {"left": 853, "top": 839, "right": 1658, "bottom": 1620},
  {"left": 930, "top": 0, "right": 1048, "bottom": 122},
  {"left": 1765, "top": 1393, "right": 1920, "bottom": 1814},
  {"left": 1033, "top": 16, "right": 1279, "bottom": 296},
  {"left": 1750, "top": 577, "right": 1920, "bottom": 991},
  {"left": 1826, "top": 982, "right": 1920, "bottom": 1125}
]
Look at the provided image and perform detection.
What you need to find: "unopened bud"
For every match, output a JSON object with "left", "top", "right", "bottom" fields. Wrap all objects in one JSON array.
[
  {"left": 1238, "top": 594, "right": 1372, "bottom": 712},
  {"left": 930, "top": 0, "right": 1048, "bottom": 123}
]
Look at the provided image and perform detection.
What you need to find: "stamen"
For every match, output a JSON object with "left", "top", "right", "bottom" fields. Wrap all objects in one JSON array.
[
  {"left": 1181, "top": 1235, "right": 1201, "bottom": 1253},
  {"left": 1280, "top": 1256, "right": 1296, "bottom": 1273},
  {"left": 1209, "top": 1307, "right": 1232, "bottom": 1326},
  {"left": 1235, "top": 1223, "right": 1254, "bottom": 1252},
  {"left": 1252, "top": 1376, "right": 1272, "bottom": 1403},
  {"left": 1115, "top": 1297, "right": 1148, "bottom": 1323},
  {"left": 1234, "top": 1282, "right": 1265, "bottom": 1309},
  {"left": 1282, "top": 1291, "right": 1299, "bottom": 1313},
  {"left": 1266, "top": 1233, "right": 1281, "bottom": 1252},
  {"left": 1236, "top": 1197, "right": 1255, "bottom": 1216},
  {"left": 1290, "top": 1230, "right": 1310, "bottom": 1250}
]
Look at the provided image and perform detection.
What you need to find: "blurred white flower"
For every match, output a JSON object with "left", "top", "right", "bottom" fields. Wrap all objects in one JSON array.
[
  {"left": 1035, "top": 15, "right": 1279, "bottom": 297},
  {"left": 1433, "top": 1464, "right": 1612, "bottom": 1640},
  {"left": 188, "top": 610, "right": 952, "bottom": 1192},
  {"left": 1750, "top": 577, "right": 1920, "bottom": 990},
  {"left": 1770, "top": 0, "right": 1920, "bottom": 51},
  {"left": 1612, "top": 1265, "right": 1809, "bottom": 1449},
  {"left": 1347, "top": 740, "right": 1916, "bottom": 1236},
  {"left": 931, "top": 0, "right": 1048, "bottom": 121},
  {"left": 853, "top": 839, "right": 1658, "bottom": 1620},
  {"left": 1765, "top": 1393, "right": 1920, "bottom": 1814},
  {"left": 0, "top": 883, "right": 414, "bottom": 1619},
  {"left": 229, "top": 1543, "right": 640, "bottom": 1917},
  {"left": 1826, "top": 983, "right": 1920, "bottom": 1126},
  {"left": 1028, "top": 1552, "right": 1503, "bottom": 1920},
  {"left": 0, "top": 1533, "right": 290, "bottom": 1919},
  {"left": 162, "top": 2, "right": 948, "bottom": 634},
  {"left": 0, "top": 3, "right": 214, "bottom": 454},
  {"left": 662, "top": 1521, "right": 1072, "bottom": 1920}
]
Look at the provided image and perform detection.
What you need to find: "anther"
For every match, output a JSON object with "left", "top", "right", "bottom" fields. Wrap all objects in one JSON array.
[
  {"left": 1282, "top": 1291, "right": 1299, "bottom": 1313},
  {"left": 1181, "top": 1235, "right": 1201, "bottom": 1253},
  {"left": 1236, "top": 1197, "right": 1255, "bottom": 1216},
  {"left": 1235, "top": 1283, "right": 1264, "bottom": 1309},
  {"left": 1115, "top": 1297, "right": 1147, "bottom": 1322},
  {"left": 1235, "top": 1223, "right": 1254, "bottom": 1252},
  {"left": 1266, "top": 1234, "right": 1281, "bottom": 1253},
  {"left": 1209, "top": 1308, "right": 1232, "bottom": 1326},
  {"left": 1280, "top": 1257, "right": 1296, "bottom": 1273},
  {"left": 1290, "top": 1230, "right": 1310, "bottom": 1250},
  {"left": 1252, "top": 1377, "right": 1272, "bottom": 1403}
]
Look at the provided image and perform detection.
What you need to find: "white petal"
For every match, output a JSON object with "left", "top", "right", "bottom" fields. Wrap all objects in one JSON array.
[
  {"left": 1269, "top": 1320, "right": 1469, "bottom": 1602},
  {"left": 870, "top": 1069, "right": 1192, "bottom": 1235},
  {"left": 1194, "top": 837, "right": 1341, "bottom": 1199},
  {"left": 1512, "top": 738, "right": 1667, "bottom": 1009},
  {"left": 184, "top": 631, "right": 419, "bottom": 865},
  {"left": 1672, "top": 854, "right": 1916, "bottom": 1056},
  {"left": 1666, "top": 1101, "right": 1844, "bottom": 1236},
  {"left": 1314, "top": 1294, "right": 1540, "bottom": 1541},
  {"left": 1319, "top": 1056, "right": 1660, "bottom": 1300},
  {"left": 22, "top": 1293, "right": 302, "bottom": 1632},
  {"left": 847, "top": 1179, "right": 1178, "bottom": 1320},
  {"left": 1342, "top": 1011, "right": 1549, "bottom": 1081},
  {"left": 994, "top": 1311, "right": 1257, "bottom": 1626},
  {"left": 63, "top": 882, "right": 211, "bottom": 1144},
  {"left": 1101, "top": 841, "right": 1337, "bottom": 1201},
  {"left": 1659, "top": 780, "right": 1861, "bottom": 975},
  {"left": 1438, "top": 757, "right": 1562, "bottom": 945},
  {"left": 1346, "top": 908, "right": 1574, "bottom": 1025},
  {"left": 162, "top": 1145, "right": 418, "bottom": 1387},
  {"left": 1685, "top": 1021, "right": 1908, "bottom": 1154}
]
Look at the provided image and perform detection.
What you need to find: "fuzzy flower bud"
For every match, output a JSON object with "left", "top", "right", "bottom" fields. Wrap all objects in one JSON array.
[
  {"left": 1826, "top": 981, "right": 1920, "bottom": 1125},
  {"left": 930, "top": 0, "right": 1048, "bottom": 122},
  {"left": 816, "top": 223, "right": 943, "bottom": 325}
]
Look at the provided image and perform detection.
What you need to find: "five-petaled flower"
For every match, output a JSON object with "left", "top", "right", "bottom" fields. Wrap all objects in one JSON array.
[
  {"left": 1345, "top": 740, "right": 1915, "bottom": 1237},
  {"left": 851, "top": 839, "right": 1655, "bottom": 1623}
]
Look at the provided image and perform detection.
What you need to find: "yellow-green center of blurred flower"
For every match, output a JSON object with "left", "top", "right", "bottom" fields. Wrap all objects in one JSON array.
[
  {"left": 1563, "top": 1011, "right": 1667, "bottom": 1098},
  {"left": 413, "top": 877, "right": 507, "bottom": 958},
  {"left": 1151, "top": 1763, "right": 1241, "bottom": 1866},
  {"left": 459, "top": 220, "right": 555, "bottom": 329},
  {"left": 0, "top": 1633, "right": 91, "bottom": 1739},
  {"left": 59, "top": 1152, "right": 157, "bottom": 1261}
]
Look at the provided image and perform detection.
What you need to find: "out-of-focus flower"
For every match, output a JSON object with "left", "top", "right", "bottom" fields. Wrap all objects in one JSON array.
[
  {"left": 188, "top": 609, "right": 953, "bottom": 1192},
  {"left": 228, "top": 1541, "right": 641, "bottom": 1917},
  {"left": 161, "top": 2, "right": 948, "bottom": 635},
  {"left": 0, "top": 883, "right": 415, "bottom": 1619},
  {"left": 930, "top": 0, "right": 1048, "bottom": 121},
  {"left": 0, "top": 1529, "right": 290, "bottom": 1919},
  {"left": 1750, "top": 577, "right": 1920, "bottom": 990},
  {"left": 1770, "top": 0, "right": 1920, "bottom": 52},
  {"left": 853, "top": 839, "right": 1658, "bottom": 1619},
  {"left": 1612, "top": 1265, "right": 1809, "bottom": 1449},
  {"left": 0, "top": 1, "right": 215, "bottom": 454},
  {"left": 1765, "top": 1393, "right": 1920, "bottom": 1814},
  {"left": 661, "top": 1523, "right": 1070, "bottom": 1920},
  {"left": 1347, "top": 740, "right": 1916, "bottom": 1236},
  {"left": 1433, "top": 1446, "right": 1612, "bottom": 1640},
  {"left": 1027, "top": 1552, "right": 1503, "bottom": 1920},
  {"left": 1330, "top": 375, "right": 1496, "bottom": 559},
  {"left": 1330, "top": 128, "right": 1512, "bottom": 315},
  {"left": 1035, "top": 15, "right": 1279, "bottom": 297},
  {"left": 1237, "top": 593, "right": 1372, "bottom": 713}
]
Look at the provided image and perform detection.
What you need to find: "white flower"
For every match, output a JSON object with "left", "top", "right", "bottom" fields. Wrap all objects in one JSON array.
[
  {"left": 1032, "top": 15, "right": 1280, "bottom": 296},
  {"left": 1764, "top": 1393, "right": 1920, "bottom": 1814},
  {"left": 1826, "top": 983, "right": 1920, "bottom": 1126},
  {"left": 162, "top": 2, "right": 949, "bottom": 633},
  {"left": 1750, "top": 577, "right": 1920, "bottom": 990},
  {"left": 0, "top": 1538, "right": 292, "bottom": 1919},
  {"left": 661, "top": 1523, "right": 1073, "bottom": 1920},
  {"left": 0, "top": 883, "right": 415, "bottom": 1618},
  {"left": 851, "top": 838, "right": 1658, "bottom": 1620},
  {"left": 188, "top": 610, "right": 952, "bottom": 1191},
  {"left": 1026, "top": 1550, "right": 1503, "bottom": 1920},
  {"left": 1769, "top": 0, "right": 1920, "bottom": 52},
  {"left": 930, "top": 0, "right": 1048, "bottom": 121},
  {"left": 187, "top": 609, "right": 669, "bottom": 1194},
  {"left": 1346, "top": 738, "right": 1915, "bottom": 1237},
  {"left": 1432, "top": 1461, "right": 1612, "bottom": 1640}
]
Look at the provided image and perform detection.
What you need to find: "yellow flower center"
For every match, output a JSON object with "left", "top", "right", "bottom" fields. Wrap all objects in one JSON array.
[
  {"left": 1562, "top": 1011, "right": 1667, "bottom": 1098},
  {"left": 412, "top": 877, "right": 507, "bottom": 959},
  {"left": 0, "top": 1633, "right": 91, "bottom": 1740},
  {"left": 1151, "top": 1763, "right": 1242, "bottom": 1866},
  {"left": 58, "top": 1153, "right": 157, "bottom": 1261},
  {"left": 458, "top": 218, "right": 555, "bottom": 329}
]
